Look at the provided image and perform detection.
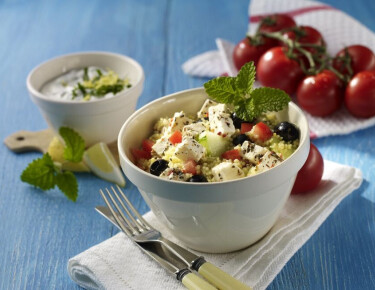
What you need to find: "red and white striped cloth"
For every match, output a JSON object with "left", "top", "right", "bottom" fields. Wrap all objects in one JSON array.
[{"left": 182, "top": 0, "right": 375, "bottom": 139}]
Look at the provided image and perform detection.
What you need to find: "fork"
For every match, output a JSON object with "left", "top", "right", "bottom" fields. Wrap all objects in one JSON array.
[
  {"left": 99, "top": 186, "right": 216, "bottom": 290},
  {"left": 100, "top": 185, "right": 252, "bottom": 290}
]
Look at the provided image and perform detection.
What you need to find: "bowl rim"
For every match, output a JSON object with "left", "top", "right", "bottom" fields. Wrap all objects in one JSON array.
[
  {"left": 118, "top": 87, "right": 310, "bottom": 187},
  {"left": 26, "top": 51, "right": 145, "bottom": 105}
]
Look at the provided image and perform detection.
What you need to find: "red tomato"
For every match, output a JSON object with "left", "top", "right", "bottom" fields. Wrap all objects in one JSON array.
[
  {"left": 250, "top": 122, "right": 273, "bottom": 142},
  {"left": 221, "top": 149, "right": 242, "bottom": 160},
  {"left": 333, "top": 45, "right": 375, "bottom": 77},
  {"left": 240, "top": 122, "right": 253, "bottom": 134},
  {"left": 292, "top": 143, "right": 324, "bottom": 194},
  {"left": 142, "top": 139, "right": 155, "bottom": 153},
  {"left": 131, "top": 148, "right": 151, "bottom": 160},
  {"left": 257, "top": 47, "right": 305, "bottom": 95},
  {"left": 183, "top": 159, "right": 197, "bottom": 175},
  {"left": 345, "top": 71, "right": 375, "bottom": 118},
  {"left": 282, "top": 26, "right": 325, "bottom": 48},
  {"left": 297, "top": 70, "right": 344, "bottom": 117},
  {"left": 169, "top": 131, "right": 182, "bottom": 144},
  {"left": 232, "top": 36, "right": 275, "bottom": 70},
  {"left": 258, "top": 13, "right": 296, "bottom": 33}
]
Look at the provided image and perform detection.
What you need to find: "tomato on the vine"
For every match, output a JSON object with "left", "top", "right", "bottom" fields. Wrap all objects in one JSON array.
[
  {"left": 297, "top": 70, "right": 344, "bottom": 116},
  {"left": 258, "top": 14, "right": 296, "bottom": 33},
  {"left": 257, "top": 46, "right": 305, "bottom": 95},
  {"left": 292, "top": 143, "right": 324, "bottom": 194},
  {"left": 233, "top": 36, "right": 275, "bottom": 70},
  {"left": 345, "top": 71, "right": 375, "bottom": 118},
  {"left": 333, "top": 45, "right": 375, "bottom": 77},
  {"left": 282, "top": 26, "right": 324, "bottom": 46}
]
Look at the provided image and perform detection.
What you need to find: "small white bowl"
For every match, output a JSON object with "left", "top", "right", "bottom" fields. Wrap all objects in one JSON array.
[
  {"left": 118, "top": 87, "right": 310, "bottom": 253},
  {"left": 27, "top": 51, "right": 144, "bottom": 146}
]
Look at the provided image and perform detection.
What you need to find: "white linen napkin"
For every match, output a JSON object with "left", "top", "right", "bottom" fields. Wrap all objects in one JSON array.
[
  {"left": 182, "top": 0, "right": 375, "bottom": 138},
  {"left": 68, "top": 160, "right": 362, "bottom": 290}
]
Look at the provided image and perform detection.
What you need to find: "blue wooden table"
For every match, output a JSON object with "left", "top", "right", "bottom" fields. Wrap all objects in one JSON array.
[{"left": 1, "top": 0, "right": 374, "bottom": 289}]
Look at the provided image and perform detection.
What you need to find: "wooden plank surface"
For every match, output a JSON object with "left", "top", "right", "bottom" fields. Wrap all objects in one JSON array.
[{"left": 0, "top": 0, "right": 374, "bottom": 289}]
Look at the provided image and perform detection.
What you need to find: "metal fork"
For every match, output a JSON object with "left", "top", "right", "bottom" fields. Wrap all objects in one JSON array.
[
  {"left": 99, "top": 185, "right": 252, "bottom": 290},
  {"left": 99, "top": 186, "right": 216, "bottom": 290}
]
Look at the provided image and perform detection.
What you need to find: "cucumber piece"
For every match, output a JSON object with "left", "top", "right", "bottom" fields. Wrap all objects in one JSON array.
[{"left": 198, "top": 131, "right": 230, "bottom": 157}]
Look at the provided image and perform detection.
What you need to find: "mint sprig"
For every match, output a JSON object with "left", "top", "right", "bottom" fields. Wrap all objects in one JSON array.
[
  {"left": 21, "top": 127, "right": 84, "bottom": 202},
  {"left": 204, "top": 62, "right": 290, "bottom": 120},
  {"left": 21, "top": 153, "right": 78, "bottom": 201}
]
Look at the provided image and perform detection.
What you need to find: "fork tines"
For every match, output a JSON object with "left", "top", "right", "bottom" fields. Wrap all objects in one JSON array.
[{"left": 99, "top": 185, "right": 152, "bottom": 236}]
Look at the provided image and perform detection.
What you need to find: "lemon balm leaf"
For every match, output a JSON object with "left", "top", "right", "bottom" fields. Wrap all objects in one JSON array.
[
  {"left": 236, "top": 61, "right": 256, "bottom": 96},
  {"left": 203, "top": 62, "right": 290, "bottom": 121},
  {"left": 20, "top": 153, "right": 56, "bottom": 190},
  {"left": 59, "top": 127, "right": 85, "bottom": 163},
  {"left": 55, "top": 171, "right": 78, "bottom": 202},
  {"left": 204, "top": 76, "right": 241, "bottom": 104},
  {"left": 249, "top": 87, "right": 291, "bottom": 116}
]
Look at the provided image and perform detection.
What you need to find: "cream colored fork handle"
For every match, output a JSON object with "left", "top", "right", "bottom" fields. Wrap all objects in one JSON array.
[
  {"left": 182, "top": 272, "right": 217, "bottom": 290},
  {"left": 198, "top": 262, "right": 252, "bottom": 290}
]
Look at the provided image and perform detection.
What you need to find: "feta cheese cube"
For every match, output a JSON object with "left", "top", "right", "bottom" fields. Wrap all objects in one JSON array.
[
  {"left": 197, "top": 99, "right": 218, "bottom": 119},
  {"left": 212, "top": 161, "right": 245, "bottom": 181},
  {"left": 160, "top": 168, "right": 189, "bottom": 181},
  {"left": 174, "top": 137, "right": 205, "bottom": 162},
  {"left": 208, "top": 104, "right": 235, "bottom": 136},
  {"left": 152, "top": 136, "right": 171, "bottom": 156},
  {"left": 240, "top": 141, "right": 267, "bottom": 164},
  {"left": 255, "top": 151, "right": 283, "bottom": 173},
  {"left": 182, "top": 122, "right": 206, "bottom": 137},
  {"left": 167, "top": 111, "right": 193, "bottom": 134}
]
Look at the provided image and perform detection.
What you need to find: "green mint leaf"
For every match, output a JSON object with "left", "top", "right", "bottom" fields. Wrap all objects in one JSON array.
[
  {"left": 204, "top": 76, "right": 242, "bottom": 105},
  {"left": 59, "top": 127, "right": 85, "bottom": 163},
  {"left": 20, "top": 153, "right": 56, "bottom": 190},
  {"left": 234, "top": 99, "right": 254, "bottom": 121},
  {"left": 236, "top": 62, "right": 256, "bottom": 96},
  {"left": 55, "top": 171, "right": 78, "bottom": 202},
  {"left": 248, "top": 87, "right": 291, "bottom": 117}
]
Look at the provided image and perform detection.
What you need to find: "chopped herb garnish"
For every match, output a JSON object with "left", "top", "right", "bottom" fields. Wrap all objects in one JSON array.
[
  {"left": 71, "top": 67, "right": 131, "bottom": 100},
  {"left": 83, "top": 67, "right": 89, "bottom": 81}
]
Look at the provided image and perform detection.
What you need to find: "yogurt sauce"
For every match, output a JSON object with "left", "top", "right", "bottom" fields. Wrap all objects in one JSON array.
[{"left": 40, "top": 66, "right": 130, "bottom": 101}]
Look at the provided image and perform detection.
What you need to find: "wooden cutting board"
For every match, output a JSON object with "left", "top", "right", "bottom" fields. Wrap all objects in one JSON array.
[{"left": 4, "top": 129, "right": 120, "bottom": 165}]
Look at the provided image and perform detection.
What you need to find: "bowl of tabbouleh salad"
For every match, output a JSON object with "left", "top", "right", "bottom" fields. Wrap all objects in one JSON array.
[
  {"left": 27, "top": 51, "right": 144, "bottom": 145},
  {"left": 118, "top": 63, "right": 310, "bottom": 253}
]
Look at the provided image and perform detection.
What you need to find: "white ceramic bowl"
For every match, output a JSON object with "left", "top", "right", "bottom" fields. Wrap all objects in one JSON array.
[
  {"left": 118, "top": 88, "right": 310, "bottom": 253},
  {"left": 27, "top": 51, "right": 144, "bottom": 146}
]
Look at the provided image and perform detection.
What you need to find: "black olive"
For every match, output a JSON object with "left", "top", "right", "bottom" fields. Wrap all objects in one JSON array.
[
  {"left": 231, "top": 112, "right": 244, "bottom": 129},
  {"left": 232, "top": 134, "right": 250, "bottom": 146},
  {"left": 150, "top": 159, "right": 169, "bottom": 176},
  {"left": 187, "top": 175, "right": 208, "bottom": 182},
  {"left": 274, "top": 122, "right": 300, "bottom": 142}
]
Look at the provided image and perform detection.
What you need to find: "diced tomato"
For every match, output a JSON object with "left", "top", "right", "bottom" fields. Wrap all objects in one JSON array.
[
  {"left": 142, "top": 139, "right": 155, "bottom": 153},
  {"left": 169, "top": 130, "right": 183, "bottom": 144},
  {"left": 251, "top": 122, "right": 273, "bottom": 142},
  {"left": 221, "top": 149, "right": 242, "bottom": 160},
  {"left": 131, "top": 148, "right": 151, "bottom": 160},
  {"left": 183, "top": 159, "right": 197, "bottom": 175},
  {"left": 240, "top": 122, "right": 253, "bottom": 134}
]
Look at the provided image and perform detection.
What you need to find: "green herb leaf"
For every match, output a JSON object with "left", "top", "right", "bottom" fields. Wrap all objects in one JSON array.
[
  {"left": 59, "top": 127, "right": 85, "bottom": 163},
  {"left": 203, "top": 62, "right": 291, "bottom": 121},
  {"left": 20, "top": 153, "right": 56, "bottom": 190},
  {"left": 83, "top": 67, "right": 89, "bottom": 81},
  {"left": 203, "top": 76, "right": 241, "bottom": 104},
  {"left": 248, "top": 87, "right": 291, "bottom": 117},
  {"left": 236, "top": 61, "right": 256, "bottom": 96},
  {"left": 55, "top": 171, "right": 78, "bottom": 202}
]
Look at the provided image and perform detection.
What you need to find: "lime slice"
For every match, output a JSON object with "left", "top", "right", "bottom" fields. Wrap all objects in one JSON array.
[
  {"left": 83, "top": 142, "right": 125, "bottom": 187},
  {"left": 48, "top": 136, "right": 90, "bottom": 172}
]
